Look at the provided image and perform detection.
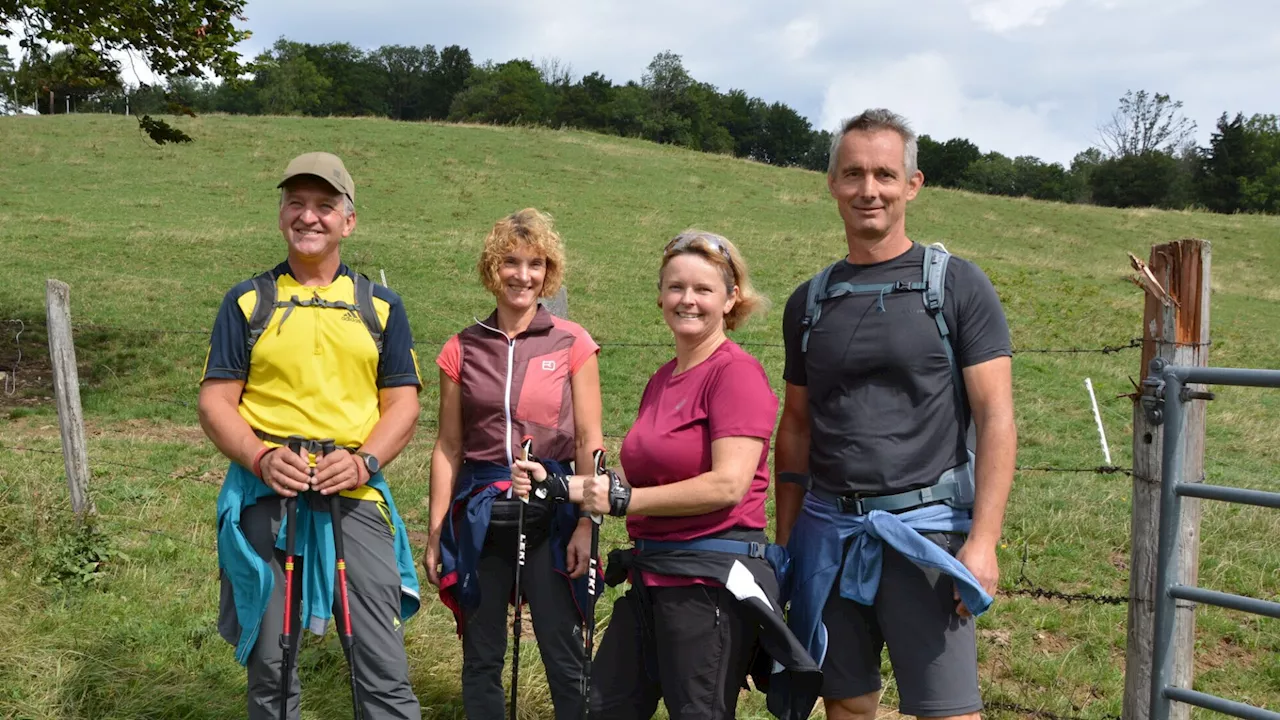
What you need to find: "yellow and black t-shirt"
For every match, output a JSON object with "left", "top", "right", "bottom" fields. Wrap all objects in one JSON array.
[{"left": 203, "top": 262, "right": 421, "bottom": 450}]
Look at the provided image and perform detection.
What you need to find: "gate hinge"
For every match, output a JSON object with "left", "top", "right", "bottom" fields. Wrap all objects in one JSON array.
[{"left": 1141, "top": 357, "right": 1167, "bottom": 426}]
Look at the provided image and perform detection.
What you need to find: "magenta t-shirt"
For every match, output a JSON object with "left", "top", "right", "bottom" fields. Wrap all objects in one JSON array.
[{"left": 619, "top": 340, "right": 778, "bottom": 586}]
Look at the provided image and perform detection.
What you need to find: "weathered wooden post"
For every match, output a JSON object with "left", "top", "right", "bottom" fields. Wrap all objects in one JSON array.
[
  {"left": 1123, "top": 240, "right": 1211, "bottom": 720},
  {"left": 542, "top": 286, "right": 569, "bottom": 320},
  {"left": 45, "top": 279, "right": 96, "bottom": 520}
]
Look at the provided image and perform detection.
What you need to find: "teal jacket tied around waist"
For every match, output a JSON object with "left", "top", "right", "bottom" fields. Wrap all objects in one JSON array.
[{"left": 216, "top": 462, "right": 421, "bottom": 665}]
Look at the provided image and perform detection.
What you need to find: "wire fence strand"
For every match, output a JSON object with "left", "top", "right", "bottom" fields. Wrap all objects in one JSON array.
[{"left": 1, "top": 319, "right": 1149, "bottom": 358}]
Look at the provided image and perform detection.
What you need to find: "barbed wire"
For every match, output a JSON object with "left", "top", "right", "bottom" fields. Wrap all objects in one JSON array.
[
  {"left": 7, "top": 439, "right": 1134, "bottom": 481},
  {"left": 71, "top": 323, "right": 209, "bottom": 336},
  {"left": 0, "top": 444, "right": 212, "bottom": 483},
  {"left": 0, "top": 319, "right": 1147, "bottom": 357},
  {"left": 1003, "top": 585, "right": 1130, "bottom": 606},
  {"left": 1004, "top": 543, "right": 1131, "bottom": 606},
  {"left": 1016, "top": 465, "right": 1132, "bottom": 476},
  {"left": 0, "top": 441, "right": 1144, "bottom": 613},
  {"left": 1013, "top": 338, "right": 1142, "bottom": 355}
]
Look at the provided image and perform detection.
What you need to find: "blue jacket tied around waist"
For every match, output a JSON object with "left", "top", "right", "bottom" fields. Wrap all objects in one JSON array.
[
  {"left": 770, "top": 493, "right": 992, "bottom": 714},
  {"left": 216, "top": 462, "right": 422, "bottom": 666},
  {"left": 437, "top": 460, "right": 599, "bottom": 631}
]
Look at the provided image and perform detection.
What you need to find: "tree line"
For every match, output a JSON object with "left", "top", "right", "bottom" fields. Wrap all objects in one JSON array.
[
  {"left": 2, "top": 40, "right": 1278, "bottom": 215},
  {"left": 920, "top": 92, "right": 1280, "bottom": 214}
]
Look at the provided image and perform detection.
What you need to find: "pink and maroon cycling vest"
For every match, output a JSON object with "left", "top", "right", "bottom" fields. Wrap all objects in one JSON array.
[{"left": 437, "top": 305, "right": 599, "bottom": 465}]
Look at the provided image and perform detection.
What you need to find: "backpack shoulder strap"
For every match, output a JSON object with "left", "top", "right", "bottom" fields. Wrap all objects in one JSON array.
[
  {"left": 921, "top": 242, "right": 955, "bottom": 353},
  {"left": 800, "top": 260, "right": 842, "bottom": 353},
  {"left": 354, "top": 273, "right": 385, "bottom": 355},
  {"left": 246, "top": 272, "right": 278, "bottom": 353},
  {"left": 922, "top": 242, "right": 972, "bottom": 451}
]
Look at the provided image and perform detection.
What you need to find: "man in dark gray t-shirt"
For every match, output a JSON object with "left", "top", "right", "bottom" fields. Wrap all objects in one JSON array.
[
  {"left": 780, "top": 243, "right": 1011, "bottom": 497},
  {"left": 774, "top": 109, "right": 1017, "bottom": 720}
]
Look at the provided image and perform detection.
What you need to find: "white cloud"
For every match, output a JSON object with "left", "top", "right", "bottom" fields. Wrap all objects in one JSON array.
[
  {"left": 779, "top": 16, "right": 822, "bottom": 62},
  {"left": 4, "top": 0, "right": 1278, "bottom": 165},
  {"left": 963, "top": 0, "right": 1070, "bottom": 32},
  {"left": 819, "top": 52, "right": 1083, "bottom": 164}
]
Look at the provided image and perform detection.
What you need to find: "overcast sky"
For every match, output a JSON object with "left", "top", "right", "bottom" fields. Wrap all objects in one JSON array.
[{"left": 7, "top": 0, "right": 1279, "bottom": 164}]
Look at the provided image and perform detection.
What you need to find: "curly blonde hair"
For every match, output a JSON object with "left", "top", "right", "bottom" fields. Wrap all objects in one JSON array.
[
  {"left": 658, "top": 229, "right": 768, "bottom": 330},
  {"left": 477, "top": 208, "right": 566, "bottom": 298}
]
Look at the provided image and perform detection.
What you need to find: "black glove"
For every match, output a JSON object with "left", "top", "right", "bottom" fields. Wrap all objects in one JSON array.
[{"left": 531, "top": 472, "right": 571, "bottom": 503}]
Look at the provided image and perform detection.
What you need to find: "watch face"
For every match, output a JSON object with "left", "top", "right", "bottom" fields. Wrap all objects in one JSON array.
[{"left": 363, "top": 454, "right": 380, "bottom": 475}]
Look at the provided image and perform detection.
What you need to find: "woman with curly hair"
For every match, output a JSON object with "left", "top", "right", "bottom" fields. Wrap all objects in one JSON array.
[{"left": 423, "top": 208, "right": 603, "bottom": 719}]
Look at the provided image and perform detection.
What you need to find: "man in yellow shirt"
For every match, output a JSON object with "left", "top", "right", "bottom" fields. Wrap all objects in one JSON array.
[{"left": 199, "top": 152, "right": 423, "bottom": 719}]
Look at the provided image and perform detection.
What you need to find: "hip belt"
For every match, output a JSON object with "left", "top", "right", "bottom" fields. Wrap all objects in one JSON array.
[
  {"left": 253, "top": 429, "right": 360, "bottom": 455},
  {"left": 809, "top": 462, "right": 974, "bottom": 515},
  {"left": 633, "top": 537, "right": 767, "bottom": 558}
]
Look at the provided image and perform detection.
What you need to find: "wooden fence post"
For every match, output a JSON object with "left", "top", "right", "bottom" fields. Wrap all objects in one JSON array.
[
  {"left": 45, "top": 279, "right": 96, "bottom": 520},
  {"left": 542, "top": 286, "right": 569, "bottom": 320},
  {"left": 1123, "top": 240, "right": 1211, "bottom": 720}
]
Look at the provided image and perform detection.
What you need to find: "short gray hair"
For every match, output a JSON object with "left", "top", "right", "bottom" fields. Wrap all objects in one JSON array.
[
  {"left": 279, "top": 189, "right": 354, "bottom": 217},
  {"left": 827, "top": 109, "right": 918, "bottom": 180}
]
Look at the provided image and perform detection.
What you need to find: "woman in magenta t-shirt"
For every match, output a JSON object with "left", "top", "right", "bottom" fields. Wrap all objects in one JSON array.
[{"left": 515, "top": 229, "right": 778, "bottom": 719}]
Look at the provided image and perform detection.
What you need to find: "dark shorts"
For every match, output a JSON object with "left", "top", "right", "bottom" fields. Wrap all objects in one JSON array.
[
  {"left": 821, "top": 532, "right": 982, "bottom": 717},
  {"left": 589, "top": 583, "right": 758, "bottom": 720}
]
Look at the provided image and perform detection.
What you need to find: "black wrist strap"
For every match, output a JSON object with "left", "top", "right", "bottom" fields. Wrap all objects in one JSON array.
[{"left": 608, "top": 471, "right": 631, "bottom": 517}]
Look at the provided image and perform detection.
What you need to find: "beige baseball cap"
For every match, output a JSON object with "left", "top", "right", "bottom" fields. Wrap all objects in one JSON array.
[{"left": 277, "top": 152, "right": 355, "bottom": 203}]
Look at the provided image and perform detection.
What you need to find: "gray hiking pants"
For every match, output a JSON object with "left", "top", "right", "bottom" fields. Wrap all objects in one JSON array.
[{"left": 218, "top": 494, "right": 421, "bottom": 720}]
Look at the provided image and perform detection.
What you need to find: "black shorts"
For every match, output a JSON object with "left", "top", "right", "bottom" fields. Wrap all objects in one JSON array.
[
  {"left": 820, "top": 532, "right": 983, "bottom": 717},
  {"left": 589, "top": 583, "right": 758, "bottom": 720}
]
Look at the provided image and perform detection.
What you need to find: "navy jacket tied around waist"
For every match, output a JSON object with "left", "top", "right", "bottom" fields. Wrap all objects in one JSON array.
[
  {"left": 768, "top": 492, "right": 993, "bottom": 716},
  {"left": 437, "top": 460, "right": 601, "bottom": 633}
]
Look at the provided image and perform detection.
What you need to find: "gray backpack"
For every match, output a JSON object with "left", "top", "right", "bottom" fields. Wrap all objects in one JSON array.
[{"left": 798, "top": 243, "right": 974, "bottom": 506}]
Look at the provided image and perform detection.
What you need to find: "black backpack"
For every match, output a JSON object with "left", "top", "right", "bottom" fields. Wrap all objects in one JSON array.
[{"left": 245, "top": 270, "right": 384, "bottom": 354}]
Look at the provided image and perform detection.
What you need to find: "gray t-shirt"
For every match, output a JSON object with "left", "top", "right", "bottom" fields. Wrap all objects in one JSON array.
[{"left": 781, "top": 243, "right": 1011, "bottom": 497}]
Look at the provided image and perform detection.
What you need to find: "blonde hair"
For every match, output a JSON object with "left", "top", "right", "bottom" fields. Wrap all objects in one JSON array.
[
  {"left": 477, "top": 208, "right": 566, "bottom": 298},
  {"left": 658, "top": 229, "right": 768, "bottom": 330}
]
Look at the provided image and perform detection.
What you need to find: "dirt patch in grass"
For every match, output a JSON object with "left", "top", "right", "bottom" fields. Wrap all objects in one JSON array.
[
  {"left": 1198, "top": 635, "right": 1259, "bottom": 673},
  {"left": 0, "top": 315, "right": 53, "bottom": 414},
  {"left": 89, "top": 418, "right": 207, "bottom": 445},
  {"left": 1032, "top": 630, "right": 1075, "bottom": 655},
  {"left": 4, "top": 416, "right": 207, "bottom": 446},
  {"left": 0, "top": 310, "right": 201, "bottom": 417}
]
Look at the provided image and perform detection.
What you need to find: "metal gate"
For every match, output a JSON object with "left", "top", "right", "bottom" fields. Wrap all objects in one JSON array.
[{"left": 1142, "top": 358, "right": 1280, "bottom": 720}]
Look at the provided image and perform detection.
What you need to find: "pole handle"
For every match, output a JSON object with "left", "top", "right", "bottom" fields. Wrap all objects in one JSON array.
[{"left": 589, "top": 449, "right": 606, "bottom": 524}]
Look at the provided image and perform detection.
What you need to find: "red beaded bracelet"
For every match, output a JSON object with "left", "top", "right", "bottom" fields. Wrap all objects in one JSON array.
[{"left": 252, "top": 446, "right": 273, "bottom": 478}]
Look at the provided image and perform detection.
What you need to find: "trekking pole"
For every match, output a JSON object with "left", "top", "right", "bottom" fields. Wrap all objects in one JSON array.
[
  {"left": 581, "top": 448, "right": 605, "bottom": 718},
  {"left": 510, "top": 436, "right": 533, "bottom": 720},
  {"left": 324, "top": 440, "right": 363, "bottom": 720},
  {"left": 278, "top": 436, "right": 305, "bottom": 720}
]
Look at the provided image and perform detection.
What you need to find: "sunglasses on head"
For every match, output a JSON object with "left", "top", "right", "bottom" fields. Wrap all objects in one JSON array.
[{"left": 664, "top": 233, "right": 733, "bottom": 263}]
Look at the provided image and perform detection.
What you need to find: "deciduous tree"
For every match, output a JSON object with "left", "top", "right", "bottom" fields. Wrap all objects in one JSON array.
[{"left": 1097, "top": 90, "right": 1195, "bottom": 158}]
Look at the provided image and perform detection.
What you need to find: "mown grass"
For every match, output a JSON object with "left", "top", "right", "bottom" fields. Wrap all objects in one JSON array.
[{"left": 0, "top": 114, "right": 1277, "bottom": 718}]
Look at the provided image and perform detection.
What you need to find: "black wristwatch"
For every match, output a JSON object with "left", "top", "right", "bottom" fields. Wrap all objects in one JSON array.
[{"left": 358, "top": 452, "right": 381, "bottom": 477}]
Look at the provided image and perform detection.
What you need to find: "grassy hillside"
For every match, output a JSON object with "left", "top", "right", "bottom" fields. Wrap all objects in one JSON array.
[{"left": 0, "top": 114, "right": 1276, "bottom": 719}]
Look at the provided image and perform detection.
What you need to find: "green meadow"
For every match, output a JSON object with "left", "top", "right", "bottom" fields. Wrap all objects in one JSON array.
[{"left": 0, "top": 114, "right": 1276, "bottom": 719}]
